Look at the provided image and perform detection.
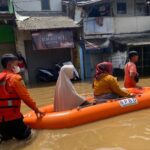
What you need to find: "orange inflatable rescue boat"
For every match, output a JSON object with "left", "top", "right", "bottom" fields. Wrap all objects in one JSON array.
[{"left": 24, "top": 87, "right": 150, "bottom": 129}]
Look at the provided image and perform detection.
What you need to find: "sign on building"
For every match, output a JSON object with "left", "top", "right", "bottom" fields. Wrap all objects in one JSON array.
[{"left": 32, "top": 30, "right": 74, "bottom": 50}]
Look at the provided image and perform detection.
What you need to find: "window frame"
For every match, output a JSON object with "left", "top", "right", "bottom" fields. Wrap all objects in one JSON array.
[
  {"left": 116, "top": 0, "right": 127, "bottom": 15},
  {"left": 41, "top": 0, "right": 50, "bottom": 11},
  {"left": 0, "top": 0, "right": 9, "bottom": 12}
]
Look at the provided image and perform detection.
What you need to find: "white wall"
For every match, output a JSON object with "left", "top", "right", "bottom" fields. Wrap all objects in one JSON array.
[
  {"left": 13, "top": 0, "right": 62, "bottom": 12},
  {"left": 115, "top": 16, "right": 150, "bottom": 34},
  {"left": 50, "top": 0, "right": 62, "bottom": 11},
  {"left": 84, "top": 16, "right": 150, "bottom": 35},
  {"left": 13, "top": 0, "right": 41, "bottom": 11},
  {"left": 84, "top": 17, "right": 114, "bottom": 35}
]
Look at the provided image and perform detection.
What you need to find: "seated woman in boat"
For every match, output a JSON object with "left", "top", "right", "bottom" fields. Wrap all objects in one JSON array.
[
  {"left": 93, "top": 62, "right": 131, "bottom": 103},
  {"left": 54, "top": 64, "right": 89, "bottom": 112}
]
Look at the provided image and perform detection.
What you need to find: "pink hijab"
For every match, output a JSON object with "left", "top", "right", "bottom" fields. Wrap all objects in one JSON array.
[
  {"left": 95, "top": 62, "right": 113, "bottom": 80},
  {"left": 54, "top": 65, "right": 84, "bottom": 112}
]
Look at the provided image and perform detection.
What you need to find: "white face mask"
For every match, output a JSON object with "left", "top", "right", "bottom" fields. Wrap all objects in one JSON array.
[{"left": 12, "top": 66, "right": 21, "bottom": 74}]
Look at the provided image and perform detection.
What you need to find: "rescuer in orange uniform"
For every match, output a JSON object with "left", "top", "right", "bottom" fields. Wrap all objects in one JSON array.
[{"left": 0, "top": 53, "right": 44, "bottom": 142}]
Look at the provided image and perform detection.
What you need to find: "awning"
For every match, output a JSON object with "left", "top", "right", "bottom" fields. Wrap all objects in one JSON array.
[
  {"left": 85, "top": 38, "right": 111, "bottom": 51},
  {"left": 77, "top": 0, "right": 103, "bottom": 6},
  {"left": 16, "top": 16, "right": 79, "bottom": 30},
  {"left": 111, "top": 35, "right": 150, "bottom": 46},
  {"left": 76, "top": 0, "right": 112, "bottom": 6}
]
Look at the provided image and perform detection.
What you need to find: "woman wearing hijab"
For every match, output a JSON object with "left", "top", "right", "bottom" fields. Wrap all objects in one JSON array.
[
  {"left": 54, "top": 65, "right": 89, "bottom": 112},
  {"left": 93, "top": 62, "right": 131, "bottom": 103}
]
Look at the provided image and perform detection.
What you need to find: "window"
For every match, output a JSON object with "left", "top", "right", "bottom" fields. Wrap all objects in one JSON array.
[
  {"left": 0, "top": 0, "right": 8, "bottom": 11},
  {"left": 88, "top": 3, "right": 111, "bottom": 17},
  {"left": 136, "top": 3, "right": 146, "bottom": 16},
  {"left": 135, "top": 0, "right": 148, "bottom": 16},
  {"left": 41, "top": 0, "right": 50, "bottom": 10},
  {"left": 117, "top": 0, "right": 127, "bottom": 14}
]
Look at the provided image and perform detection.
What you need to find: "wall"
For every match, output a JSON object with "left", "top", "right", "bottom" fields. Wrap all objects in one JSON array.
[
  {"left": 115, "top": 16, "right": 150, "bottom": 34},
  {"left": 0, "top": 25, "right": 15, "bottom": 43},
  {"left": 13, "top": 0, "right": 62, "bottom": 12},
  {"left": 13, "top": 0, "right": 41, "bottom": 11},
  {"left": 84, "top": 16, "right": 150, "bottom": 36},
  {"left": 50, "top": 0, "right": 62, "bottom": 11},
  {"left": 112, "top": 0, "right": 135, "bottom": 17},
  {"left": 0, "top": 24, "right": 16, "bottom": 71},
  {"left": 0, "top": 44, "right": 16, "bottom": 71},
  {"left": 15, "top": 30, "right": 31, "bottom": 83},
  {"left": 15, "top": 30, "right": 31, "bottom": 59},
  {"left": 84, "top": 17, "right": 114, "bottom": 35}
]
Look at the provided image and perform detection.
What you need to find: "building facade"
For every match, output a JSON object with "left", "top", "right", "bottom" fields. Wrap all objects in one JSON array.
[
  {"left": 63, "top": 0, "right": 150, "bottom": 78},
  {"left": 13, "top": 0, "right": 80, "bottom": 84}
]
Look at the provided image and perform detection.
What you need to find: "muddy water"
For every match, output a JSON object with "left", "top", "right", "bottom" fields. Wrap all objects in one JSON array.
[{"left": 1, "top": 78, "right": 150, "bottom": 150}]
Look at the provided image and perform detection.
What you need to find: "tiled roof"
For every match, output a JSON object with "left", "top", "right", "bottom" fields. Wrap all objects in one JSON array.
[{"left": 16, "top": 16, "right": 79, "bottom": 30}]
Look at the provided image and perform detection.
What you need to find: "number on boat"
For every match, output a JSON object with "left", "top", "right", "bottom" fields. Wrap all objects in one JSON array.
[{"left": 119, "top": 98, "right": 138, "bottom": 107}]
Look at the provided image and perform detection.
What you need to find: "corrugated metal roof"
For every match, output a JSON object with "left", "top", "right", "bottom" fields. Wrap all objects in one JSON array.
[
  {"left": 77, "top": 0, "right": 103, "bottom": 6},
  {"left": 16, "top": 16, "right": 79, "bottom": 30},
  {"left": 76, "top": 0, "right": 113, "bottom": 6},
  {"left": 85, "top": 38, "right": 110, "bottom": 50},
  {"left": 111, "top": 35, "right": 150, "bottom": 46}
]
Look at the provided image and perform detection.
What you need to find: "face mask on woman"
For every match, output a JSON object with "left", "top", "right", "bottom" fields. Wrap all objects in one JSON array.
[{"left": 12, "top": 66, "right": 21, "bottom": 74}]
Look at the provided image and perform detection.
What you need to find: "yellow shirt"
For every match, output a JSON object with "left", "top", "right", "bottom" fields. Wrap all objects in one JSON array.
[{"left": 93, "top": 74, "right": 130, "bottom": 97}]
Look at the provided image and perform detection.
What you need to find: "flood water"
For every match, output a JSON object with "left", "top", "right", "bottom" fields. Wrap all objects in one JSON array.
[{"left": 1, "top": 78, "right": 150, "bottom": 150}]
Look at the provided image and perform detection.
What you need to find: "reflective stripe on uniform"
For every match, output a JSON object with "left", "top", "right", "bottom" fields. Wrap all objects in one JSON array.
[
  {"left": 8, "top": 100, "right": 12, "bottom": 107},
  {"left": 0, "top": 106, "right": 19, "bottom": 108},
  {"left": 0, "top": 98, "right": 20, "bottom": 101}
]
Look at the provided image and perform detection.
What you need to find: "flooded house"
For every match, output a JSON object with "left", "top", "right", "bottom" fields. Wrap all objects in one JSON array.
[
  {"left": 9, "top": 0, "right": 80, "bottom": 84},
  {"left": 63, "top": 0, "right": 150, "bottom": 78},
  {"left": 13, "top": 0, "right": 81, "bottom": 85}
]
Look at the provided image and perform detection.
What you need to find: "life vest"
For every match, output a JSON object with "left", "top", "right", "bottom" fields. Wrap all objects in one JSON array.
[{"left": 0, "top": 72, "right": 22, "bottom": 122}]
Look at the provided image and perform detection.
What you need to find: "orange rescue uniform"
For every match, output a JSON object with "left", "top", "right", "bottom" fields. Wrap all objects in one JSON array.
[{"left": 0, "top": 70, "right": 37, "bottom": 122}]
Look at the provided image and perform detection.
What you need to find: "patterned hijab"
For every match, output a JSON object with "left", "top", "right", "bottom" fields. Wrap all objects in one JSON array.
[{"left": 95, "top": 62, "right": 113, "bottom": 80}]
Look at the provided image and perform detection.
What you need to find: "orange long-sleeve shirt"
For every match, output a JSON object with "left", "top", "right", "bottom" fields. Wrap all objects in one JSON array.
[{"left": 5, "top": 70, "right": 38, "bottom": 111}]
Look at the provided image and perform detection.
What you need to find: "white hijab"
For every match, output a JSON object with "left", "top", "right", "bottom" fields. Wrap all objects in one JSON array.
[{"left": 54, "top": 65, "right": 85, "bottom": 112}]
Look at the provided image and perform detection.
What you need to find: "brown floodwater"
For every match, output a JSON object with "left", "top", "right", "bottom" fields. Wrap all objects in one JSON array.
[{"left": 1, "top": 78, "right": 150, "bottom": 150}]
